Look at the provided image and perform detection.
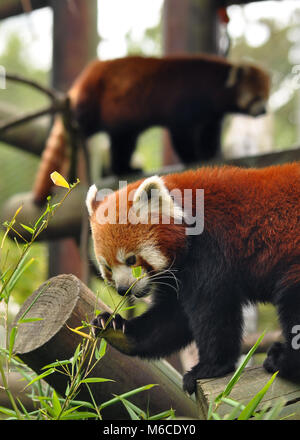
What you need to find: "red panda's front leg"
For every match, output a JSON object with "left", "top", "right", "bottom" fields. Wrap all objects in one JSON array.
[{"left": 91, "top": 295, "right": 194, "bottom": 359}]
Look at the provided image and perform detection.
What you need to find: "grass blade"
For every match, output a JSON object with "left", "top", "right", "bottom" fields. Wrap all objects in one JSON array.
[
  {"left": 215, "top": 331, "right": 266, "bottom": 403},
  {"left": 237, "top": 371, "right": 278, "bottom": 420}
]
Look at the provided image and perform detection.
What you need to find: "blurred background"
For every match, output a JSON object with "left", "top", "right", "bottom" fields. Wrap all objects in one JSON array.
[{"left": 1, "top": 0, "right": 299, "bottom": 365}]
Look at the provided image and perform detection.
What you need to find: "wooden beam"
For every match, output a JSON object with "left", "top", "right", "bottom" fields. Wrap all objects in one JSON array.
[
  {"left": 2, "top": 147, "right": 300, "bottom": 243},
  {"left": 13, "top": 274, "right": 198, "bottom": 419},
  {"left": 0, "top": 103, "right": 49, "bottom": 155},
  {"left": 0, "top": 0, "right": 49, "bottom": 20},
  {"left": 197, "top": 365, "right": 300, "bottom": 419}
]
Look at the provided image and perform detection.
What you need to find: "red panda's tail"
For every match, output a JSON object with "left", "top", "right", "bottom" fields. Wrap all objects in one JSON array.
[{"left": 33, "top": 115, "right": 68, "bottom": 204}]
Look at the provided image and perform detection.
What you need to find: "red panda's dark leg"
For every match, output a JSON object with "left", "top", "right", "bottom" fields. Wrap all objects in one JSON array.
[
  {"left": 193, "top": 116, "right": 223, "bottom": 161},
  {"left": 109, "top": 130, "right": 140, "bottom": 175},
  {"left": 264, "top": 271, "right": 300, "bottom": 379},
  {"left": 169, "top": 126, "right": 198, "bottom": 164},
  {"left": 182, "top": 293, "right": 243, "bottom": 394}
]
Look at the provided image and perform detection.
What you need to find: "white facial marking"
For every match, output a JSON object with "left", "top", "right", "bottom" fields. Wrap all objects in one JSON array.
[
  {"left": 139, "top": 244, "right": 168, "bottom": 272},
  {"left": 116, "top": 248, "right": 126, "bottom": 263},
  {"left": 113, "top": 265, "right": 135, "bottom": 289}
]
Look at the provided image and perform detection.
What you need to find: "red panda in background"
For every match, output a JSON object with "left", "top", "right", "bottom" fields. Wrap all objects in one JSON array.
[
  {"left": 87, "top": 162, "right": 300, "bottom": 394},
  {"left": 33, "top": 55, "right": 270, "bottom": 203}
]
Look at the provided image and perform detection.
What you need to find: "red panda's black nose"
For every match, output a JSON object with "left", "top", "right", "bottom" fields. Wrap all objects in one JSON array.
[{"left": 117, "top": 286, "right": 129, "bottom": 297}]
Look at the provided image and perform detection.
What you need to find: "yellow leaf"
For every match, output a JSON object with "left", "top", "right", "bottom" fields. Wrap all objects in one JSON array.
[
  {"left": 50, "top": 171, "right": 70, "bottom": 189},
  {"left": 66, "top": 325, "right": 94, "bottom": 341}
]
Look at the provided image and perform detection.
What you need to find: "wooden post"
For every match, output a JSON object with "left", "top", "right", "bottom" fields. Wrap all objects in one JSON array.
[
  {"left": 162, "top": 0, "right": 220, "bottom": 166},
  {"left": 48, "top": 0, "right": 99, "bottom": 281},
  {"left": 13, "top": 274, "right": 198, "bottom": 420}
]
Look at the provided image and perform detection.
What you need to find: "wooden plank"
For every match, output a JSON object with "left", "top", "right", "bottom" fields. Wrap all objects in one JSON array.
[{"left": 197, "top": 366, "right": 300, "bottom": 419}]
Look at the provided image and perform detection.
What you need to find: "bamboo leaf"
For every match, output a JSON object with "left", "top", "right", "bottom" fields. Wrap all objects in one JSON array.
[
  {"left": 9, "top": 326, "right": 18, "bottom": 360},
  {"left": 25, "top": 368, "right": 55, "bottom": 389},
  {"left": 18, "top": 317, "right": 43, "bottom": 324},
  {"left": 237, "top": 371, "right": 278, "bottom": 420},
  {"left": 215, "top": 331, "right": 266, "bottom": 403},
  {"left": 132, "top": 266, "right": 142, "bottom": 279},
  {"left": 20, "top": 224, "right": 35, "bottom": 234},
  {"left": 51, "top": 390, "right": 62, "bottom": 416},
  {"left": 80, "top": 377, "right": 114, "bottom": 384}
]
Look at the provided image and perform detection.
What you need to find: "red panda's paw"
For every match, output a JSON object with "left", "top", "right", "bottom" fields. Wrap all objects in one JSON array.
[
  {"left": 91, "top": 312, "right": 126, "bottom": 338},
  {"left": 263, "top": 342, "right": 285, "bottom": 374},
  {"left": 183, "top": 362, "right": 236, "bottom": 395}
]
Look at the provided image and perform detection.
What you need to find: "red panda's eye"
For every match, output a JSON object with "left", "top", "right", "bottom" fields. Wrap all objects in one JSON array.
[{"left": 125, "top": 255, "right": 136, "bottom": 266}]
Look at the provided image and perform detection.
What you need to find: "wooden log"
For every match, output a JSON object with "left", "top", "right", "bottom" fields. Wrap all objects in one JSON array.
[
  {"left": 196, "top": 366, "right": 300, "bottom": 420},
  {"left": 13, "top": 274, "right": 198, "bottom": 420}
]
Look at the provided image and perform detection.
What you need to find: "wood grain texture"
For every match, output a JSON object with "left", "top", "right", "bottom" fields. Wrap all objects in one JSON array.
[
  {"left": 13, "top": 274, "right": 198, "bottom": 420},
  {"left": 197, "top": 366, "right": 300, "bottom": 419}
]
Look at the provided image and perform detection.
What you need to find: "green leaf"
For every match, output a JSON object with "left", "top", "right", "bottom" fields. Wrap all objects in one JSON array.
[
  {"left": 59, "top": 411, "right": 98, "bottom": 420},
  {"left": 95, "top": 338, "right": 107, "bottom": 360},
  {"left": 6, "top": 257, "right": 35, "bottom": 294},
  {"left": 237, "top": 371, "right": 278, "bottom": 420},
  {"left": 132, "top": 266, "right": 142, "bottom": 278},
  {"left": 25, "top": 368, "right": 55, "bottom": 389},
  {"left": 148, "top": 409, "right": 176, "bottom": 420},
  {"left": 20, "top": 224, "right": 35, "bottom": 234},
  {"left": 18, "top": 317, "right": 43, "bottom": 324},
  {"left": 215, "top": 331, "right": 266, "bottom": 403},
  {"left": 41, "top": 359, "right": 72, "bottom": 370},
  {"left": 51, "top": 390, "right": 62, "bottom": 416},
  {"left": 80, "top": 377, "right": 114, "bottom": 384},
  {"left": 9, "top": 326, "right": 18, "bottom": 360},
  {"left": 119, "top": 398, "right": 141, "bottom": 420},
  {"left": 99, "top": 384, "right": 157, "bottom": 410}
]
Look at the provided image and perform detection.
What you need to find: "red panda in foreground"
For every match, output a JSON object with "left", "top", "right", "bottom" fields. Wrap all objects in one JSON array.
[
  {"left": 33, "top": 55, "right": 270, "bottom": 203},
  {"left": 87, "top": 163, "right": 300, "bottom": 395}
]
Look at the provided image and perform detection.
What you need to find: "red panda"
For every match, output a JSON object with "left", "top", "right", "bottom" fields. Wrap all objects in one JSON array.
[
  {"left": 33, "top": 55, "right": 270, "bottom": 203},
  {"left": 87, "top": 162, "right": 300, "bottom": 394}
]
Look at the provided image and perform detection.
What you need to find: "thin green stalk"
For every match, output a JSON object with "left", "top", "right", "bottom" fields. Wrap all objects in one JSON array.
[{"left": 0, "top": 356, "right": 22, "bottom": 419}]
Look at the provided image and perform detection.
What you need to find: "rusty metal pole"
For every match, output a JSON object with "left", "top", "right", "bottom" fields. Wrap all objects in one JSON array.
[{"left": 49, "top": 0, "right": 98, "bottom": 280}]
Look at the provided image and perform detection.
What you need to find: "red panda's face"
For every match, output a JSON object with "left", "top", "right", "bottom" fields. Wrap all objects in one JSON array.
[
  {"left": 86, "top": 176, "right": 186, "bottom": 298},
  {"left": 227, "top": 64, "right": 270, "bottom": 116}
]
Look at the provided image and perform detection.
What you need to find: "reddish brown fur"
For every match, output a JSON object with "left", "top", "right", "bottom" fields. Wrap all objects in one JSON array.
[
  {"left": 90, "top": 163, "right": 300, "bottom": 283},
  {"left": 33, "top": 55, "right": 270, "bottom": 204}
]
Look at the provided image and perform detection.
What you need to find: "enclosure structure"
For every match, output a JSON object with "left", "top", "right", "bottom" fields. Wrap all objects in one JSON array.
[{"left": 0, "top": 0, "right": 300, "bottom": 419}]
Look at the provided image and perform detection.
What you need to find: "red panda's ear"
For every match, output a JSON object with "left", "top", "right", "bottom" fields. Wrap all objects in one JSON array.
[
  {"left": 133, "top": 175, "right": 184, "bottom": 221},
  {"left": 86, "top": 184, "right": 98, "bottom": 216}
]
